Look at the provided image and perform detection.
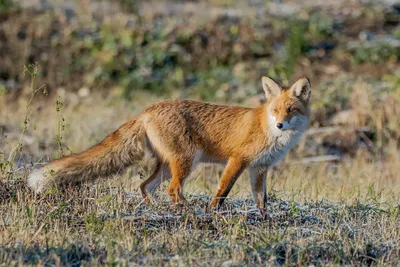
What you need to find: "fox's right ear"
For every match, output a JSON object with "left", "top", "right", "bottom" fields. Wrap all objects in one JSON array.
[{"left": 262, "top": 76, "right": 281, "bottom": 99}]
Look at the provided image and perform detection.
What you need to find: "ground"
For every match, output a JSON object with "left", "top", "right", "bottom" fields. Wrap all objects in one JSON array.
[{"left": 1, "top": 181, "right": 399, "bottom": 265}]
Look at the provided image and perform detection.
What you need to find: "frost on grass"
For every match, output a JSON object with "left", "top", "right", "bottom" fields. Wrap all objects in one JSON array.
[{"left": 0, "top": 183, "right": 399, "bottom": 266}]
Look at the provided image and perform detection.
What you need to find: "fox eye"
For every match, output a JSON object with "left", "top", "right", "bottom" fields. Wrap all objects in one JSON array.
[
  {"left": 273, "top": 108, "right": 278, "bottom": 113},
  {"left": 288, "top": 107, "right": 295, "bottom": 112}
]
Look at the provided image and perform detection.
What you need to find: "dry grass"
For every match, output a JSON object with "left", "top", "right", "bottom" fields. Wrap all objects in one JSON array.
[
  {"left": 0, "top": 181, "right": 399, "bottom": 265},
  {"left": 1, "top": 0, "right": 400, "bottom": 265},
  {"left": 1, "top": 81, "right": 400, "bottom": 265}
]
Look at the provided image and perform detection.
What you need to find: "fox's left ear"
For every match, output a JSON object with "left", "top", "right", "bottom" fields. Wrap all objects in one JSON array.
[{"left": 291, "top": 77, "right": 311, "bottom": 102}]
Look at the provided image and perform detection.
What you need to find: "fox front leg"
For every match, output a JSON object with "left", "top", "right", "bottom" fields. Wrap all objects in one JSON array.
[
  {"left": 210, "top": 157, "right": 246, "bottom": 209},
  {"left": 249, "top": 167, "right": 268, "bottom": 215}
]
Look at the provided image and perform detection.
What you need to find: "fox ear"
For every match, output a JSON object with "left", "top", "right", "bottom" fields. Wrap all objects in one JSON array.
[
  {"left": 262, "top": 76, "right": 281, "bottom": 99},
  {"left": 291, "top": 77, "right": 311, "bottom": 102}
]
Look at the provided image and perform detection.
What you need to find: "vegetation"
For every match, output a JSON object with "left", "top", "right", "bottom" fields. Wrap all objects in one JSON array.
[{"left": 0, "top": 0, "right": 399, "bottom": 265}]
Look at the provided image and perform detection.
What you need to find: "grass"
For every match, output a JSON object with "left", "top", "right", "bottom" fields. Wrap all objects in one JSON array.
[
  {"left": 0, "top": 181, "right": 399, "bottom": 265},
  {"left": 1, "top": 84, "right": 399, "bottom": 265},
  {"left": 1, "top": 0, "right": 400, "bottom": 266},
  {"left": 1, "top": 64, "right": 400, "bottom": 265}
]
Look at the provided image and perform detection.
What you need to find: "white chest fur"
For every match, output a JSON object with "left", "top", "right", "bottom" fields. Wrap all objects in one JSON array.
[
  {"left": 250, "top": 131, "right": 302, "bottom": 167},
  {"left": 250, "top": 114, "right": 308, "bottom": 167}
]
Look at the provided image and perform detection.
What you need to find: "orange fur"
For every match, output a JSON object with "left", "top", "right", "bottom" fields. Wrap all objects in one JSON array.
[{"left": 28, "top": 77, "right": 311, "bottom": 212}]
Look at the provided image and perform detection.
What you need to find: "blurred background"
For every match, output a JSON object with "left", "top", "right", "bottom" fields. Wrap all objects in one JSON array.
[{"left": 0, "top": 0, "right": 399, "bottom": 201}]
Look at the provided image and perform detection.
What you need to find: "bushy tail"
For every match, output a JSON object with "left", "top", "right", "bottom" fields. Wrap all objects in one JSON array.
[{"left": 28, "top": 118, "right": 147, "bottom": 193}]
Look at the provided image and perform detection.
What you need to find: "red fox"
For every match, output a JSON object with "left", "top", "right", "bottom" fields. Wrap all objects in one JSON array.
[{"left": 28, "top": 77, "right": 311, "bottom": 211}]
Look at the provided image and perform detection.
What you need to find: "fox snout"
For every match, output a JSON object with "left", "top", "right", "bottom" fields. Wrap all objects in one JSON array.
[
  {"left": 275, "top": 116, "right": 298, "bottom": 131},
  {"left": 275, "top": 121, "right": 290, "bottom": 130}
]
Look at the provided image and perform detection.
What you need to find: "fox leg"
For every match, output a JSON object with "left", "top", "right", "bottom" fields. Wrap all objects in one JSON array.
[
  {"left": 210, "top": 158, "right": 246, "bottom": 209},
  {"left": 145, "top": 165, "right": 171, "bottom": 195},
  {"left": 140, "top": 161, "right": 162, "bottom": 203},
  {"left": 167, "top": 158, "right": 193, "bottom": 204},
  {"left": 249, "top": 167, "right": 268, "bottom": 212}
]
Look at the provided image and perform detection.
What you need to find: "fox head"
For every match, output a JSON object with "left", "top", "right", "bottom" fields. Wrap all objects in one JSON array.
[{"left": 262, "top": 76, "right": 311, "bottom": 132}]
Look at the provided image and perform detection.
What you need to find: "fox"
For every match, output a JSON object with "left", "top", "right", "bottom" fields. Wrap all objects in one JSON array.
[{"left": 27, "top": 76, "right": 311, "bottom": 212}]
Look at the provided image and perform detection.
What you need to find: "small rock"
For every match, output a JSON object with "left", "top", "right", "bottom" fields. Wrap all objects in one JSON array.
[{"left": 78, "top": 87, "right": 90, "bottom": 98}]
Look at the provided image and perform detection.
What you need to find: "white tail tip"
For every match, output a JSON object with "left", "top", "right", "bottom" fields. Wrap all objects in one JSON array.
[{"left": 27, "top": 168, "right": 49, "bottom": 193}]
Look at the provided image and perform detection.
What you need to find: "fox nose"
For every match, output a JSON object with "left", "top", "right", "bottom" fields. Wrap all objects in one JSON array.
[{"left": 276, "top": 123, "right": 283, "bottom": 129}]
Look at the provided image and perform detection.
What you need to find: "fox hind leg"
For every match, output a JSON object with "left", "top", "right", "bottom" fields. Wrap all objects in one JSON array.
[
  {"left": 139, "top": 164, "right": 171, "bottom": 202},
  {"left": 139, "top": 161, "right": 162, "bottom": 203},
  {"left": 168, "top": 158, "right": 194, "bottom": 204}
]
